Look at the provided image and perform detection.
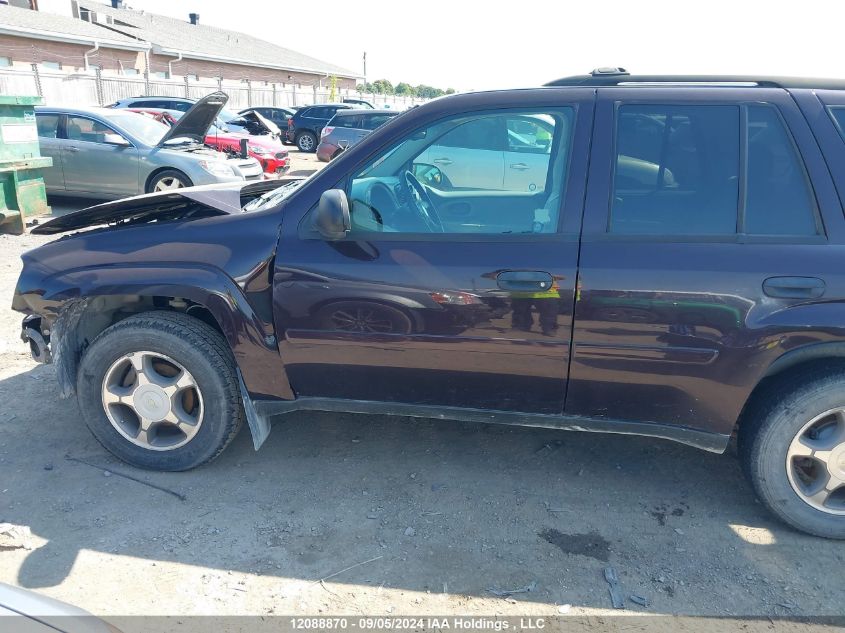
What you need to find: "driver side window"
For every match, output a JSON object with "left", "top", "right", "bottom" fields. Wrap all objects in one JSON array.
[{"left": 347, "top": 108, "right": 574, "bottom": 236}]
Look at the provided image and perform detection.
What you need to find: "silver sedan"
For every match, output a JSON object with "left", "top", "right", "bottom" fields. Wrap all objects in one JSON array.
[{"left": 35, "top": 94, "right": 262, "bottom": 199}]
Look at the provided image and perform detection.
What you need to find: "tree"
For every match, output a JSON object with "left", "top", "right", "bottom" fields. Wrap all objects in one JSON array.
[
  {"left": 371, "top": 79, "right": 395, "bottom": 95},
  {"left": 329, "top": 75, "right": 338, "bottom": 102},
  {"left": 445, "top": 88, "right": 456, "bottom": 95},
  {"left": 395, "top": 82, "right": 415, "bottom": 96}
]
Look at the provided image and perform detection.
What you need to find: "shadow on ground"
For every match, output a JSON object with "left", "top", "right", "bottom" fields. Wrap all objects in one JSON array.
[{"left": 0, "top": 362, "right": 842, "bottom": 615}]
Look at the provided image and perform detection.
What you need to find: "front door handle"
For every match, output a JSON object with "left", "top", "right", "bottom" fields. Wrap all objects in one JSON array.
[
  {"left": 66, "top": 146, "right": 80, "bottom": 153},
  {"left": 763, "top": 276, "right": 825, "bottom": 299},
  {"left": 496, "top": 270, "right": 554, "bottom": 292},
  {"left": 509, "top": 162, "right": 530, "bottom": 171},
  {"left": 433, "top": 158, "right": 453, "bottom": 166}
]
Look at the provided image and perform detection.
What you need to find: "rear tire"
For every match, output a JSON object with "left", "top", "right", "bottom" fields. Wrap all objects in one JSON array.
[
  {"left": 740, "top": 369, "right": 845, "bottom": 539},
  {"left": 296, "top": 131, "right": 317, "bottom": 152},
  {"left": 147, "top": 169, "right": 192, "bottom": 193},
  {"left": 76, "top": 311, "right": 244, "bottom": 471}
]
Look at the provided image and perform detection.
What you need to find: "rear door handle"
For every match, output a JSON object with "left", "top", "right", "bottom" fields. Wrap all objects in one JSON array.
[
  {"left": 496, "top": 270, "right": 554, "bottom": 292},
  {"left": 66, "top": 146, "right": 80, "bottom": 153},
  {"left": 509, "top": 162, "right": 530, "bottom": 171},
  {"left": 763, "top": 276, "right": 825, "bottom": 299},
  {"left": 433, "top": 158, "right": 453, "bottom": 166}
]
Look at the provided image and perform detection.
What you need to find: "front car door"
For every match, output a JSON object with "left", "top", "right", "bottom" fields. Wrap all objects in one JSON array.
[
  {"left": 34, "top": 112, "right": 65, "bottom": 192},
  {"left": 273, "top": 89, "right": 594, "bottom": 414},
  {"left": 567, "top": 87, "right": 845, "bottom": 441},
  {"left": 62, "top": 115, "right": 140, "bottom": 197}
]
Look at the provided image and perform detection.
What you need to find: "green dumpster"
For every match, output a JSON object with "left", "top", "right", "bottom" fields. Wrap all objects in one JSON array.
[{"left": 0, "top": 95, "right": 52, "bottom": 235}]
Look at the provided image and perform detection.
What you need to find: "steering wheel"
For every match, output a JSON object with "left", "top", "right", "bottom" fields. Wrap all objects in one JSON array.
[{"left": 403, "top": 170, "right": 443, "bottom": 233}]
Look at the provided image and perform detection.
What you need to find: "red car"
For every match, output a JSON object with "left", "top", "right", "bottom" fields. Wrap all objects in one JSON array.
[{"left": 128, "top": 108, "right": 289, "bottom": 177}]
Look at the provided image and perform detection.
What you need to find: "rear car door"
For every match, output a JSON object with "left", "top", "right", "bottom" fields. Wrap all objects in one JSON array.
[
  {"left": 567, "top": 87, "right": 845, "bottom": 438},
  {"left": 62, "top": 115, "right": 141, "bottom": 197},
  {"left": 274, "top": 90, "right": 594, "bottom": 413}
]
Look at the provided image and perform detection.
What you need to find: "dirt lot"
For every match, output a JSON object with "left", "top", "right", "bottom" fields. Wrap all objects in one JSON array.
[{"left": 0, "top": 151, "right": 844, "bottom": 629}]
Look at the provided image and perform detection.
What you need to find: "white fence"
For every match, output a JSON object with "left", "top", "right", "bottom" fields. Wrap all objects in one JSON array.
[{"left": 0, "top": 66, "right": 427, "bottom": 110}]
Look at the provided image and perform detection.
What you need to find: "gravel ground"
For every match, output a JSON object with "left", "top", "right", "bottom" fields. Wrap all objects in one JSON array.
[{"left": 0, "top": 151, "right": 843, "bottom": 630}]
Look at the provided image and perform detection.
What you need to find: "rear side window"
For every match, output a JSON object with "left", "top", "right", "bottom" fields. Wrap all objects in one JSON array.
[
  {"left": 130, "top": 100, "right": 168, "bottom": 109},
  {"left": 610, "top": 103, "right": 818, "bottom": 237},
  {"left": 333, "top": 114, "right": 363, "bottom": 129},
  {"left": 745, "top": 105, "right": 817, "bottom": 235},
  {"left": 611, "top": 104, "right": 739, "bottom": 234}
]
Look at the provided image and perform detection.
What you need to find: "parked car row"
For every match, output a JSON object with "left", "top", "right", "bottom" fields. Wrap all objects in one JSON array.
[
  {"left": 36, "top": 92, "right": 265, "bottom": 197},
  {"left": 129, "top": 108, "right": 289, "bottom": 177}
]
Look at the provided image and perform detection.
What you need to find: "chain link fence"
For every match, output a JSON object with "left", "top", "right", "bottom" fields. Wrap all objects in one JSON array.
[{"left": 1, "top": 67, "right": 427, "bottom": 110}]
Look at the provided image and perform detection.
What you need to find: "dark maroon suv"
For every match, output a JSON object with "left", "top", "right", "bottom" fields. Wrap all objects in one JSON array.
[{"left": 15, "top": 70, "right": 845, "bottom": 538}]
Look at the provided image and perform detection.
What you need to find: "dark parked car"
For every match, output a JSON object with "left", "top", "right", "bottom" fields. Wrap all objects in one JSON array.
[
  {"left": 316, "top": 109, "right": 399, "bottom": 161},
  {"left": 286, "top": 103, "right": 356, "bottom": 151},
  {"left": 16, "top": 70, "right": 845, "bottom": 539},
  {"left": 342, "top": 97, "right": 375, "bottom": 109}
]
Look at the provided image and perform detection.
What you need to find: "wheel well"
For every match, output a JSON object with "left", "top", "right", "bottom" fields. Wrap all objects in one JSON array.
[
  {"left": 57, "top": 295, "right": 223, "bottom": 395},
  {"left": 736, "top": 356, "right": 845, "bottom": 441},
  {"left": 144, "top": 167, "right": 188, "bottom": 193}
]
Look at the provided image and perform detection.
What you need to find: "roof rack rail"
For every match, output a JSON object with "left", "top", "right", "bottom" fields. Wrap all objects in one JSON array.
[
  {"left": 544, "top": 71, "right": 845, "bottom": 91},
  {"left": 590, "top": 67, "right": 629, "bottom": 77}
]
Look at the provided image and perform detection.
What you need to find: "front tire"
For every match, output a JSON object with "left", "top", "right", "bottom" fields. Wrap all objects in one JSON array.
[
  {"left": 740, "top": 369, "right": 845, "bottom": 539},
  {"left": 147, "top": 169, "right": 192, "bottom": 193},
  {"left": 76, "top": 312, "right": 244, "bottom": 471},
  {"left": 296, "top": 131, "right": 317, "bottom": 152}
]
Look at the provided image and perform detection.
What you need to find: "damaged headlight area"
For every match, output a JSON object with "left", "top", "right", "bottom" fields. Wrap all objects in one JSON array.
[{"left": 19, "top": 298, "right": 90, "bottom": 399}]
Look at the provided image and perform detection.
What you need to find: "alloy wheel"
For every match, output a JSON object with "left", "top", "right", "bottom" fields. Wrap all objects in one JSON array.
[
  {"left": 101, "top": 351, "right": 204, "bottom": 451},
  {"left": 786, "top": 407, "right": 845, "bottom": 514},
  {"left": 153, "top": 176, "right": 184, "bottom": 191},
  {"left": 298, "top": 134, "right": 315, "bottom": 151}
]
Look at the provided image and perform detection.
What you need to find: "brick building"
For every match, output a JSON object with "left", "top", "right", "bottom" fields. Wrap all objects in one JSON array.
[{"left": 0, "top": 0, "right": 360, "bottom": 90}]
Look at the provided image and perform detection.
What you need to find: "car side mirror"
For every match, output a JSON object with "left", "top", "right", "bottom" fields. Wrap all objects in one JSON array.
[
  {"left": 413, "top": 163, "right": 445, "bottom": 188},
  {"left": 313, "top": 189, "right": 351, "bottom": 240},
  {"left": 104, "top": 133, "right": 130, "bottom": 147}
]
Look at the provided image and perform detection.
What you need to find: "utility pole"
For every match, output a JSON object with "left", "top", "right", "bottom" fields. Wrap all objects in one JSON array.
[{"left": 362, "top": 51, "right": 367, "bottom": 85}]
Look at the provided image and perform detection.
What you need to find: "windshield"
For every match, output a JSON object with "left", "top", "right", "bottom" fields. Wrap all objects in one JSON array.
[
  {"left": 106, "top": 112, "right": 170, "bottom": 145},
  {"left": 219, "top": 108, "right": 241, "bottom": 123},
  {"left": 243, "top": 179, "right": 306, "bottom": 212}
]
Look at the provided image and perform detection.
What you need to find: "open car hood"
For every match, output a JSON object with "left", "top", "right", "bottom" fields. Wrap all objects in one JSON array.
[
  {"left": 237, "top": 109, "right": 282, "bottom": 136},
  {"left": 31, "top": 178, "right": 304, "bottom": 235},
  {"left": 157, "top": 91, "right": 229, "bottom": 147}
]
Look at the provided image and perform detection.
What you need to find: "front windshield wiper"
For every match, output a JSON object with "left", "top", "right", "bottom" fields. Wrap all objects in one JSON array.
[{"left": 243, "top": 179, "right": 305, "bottom": 212}]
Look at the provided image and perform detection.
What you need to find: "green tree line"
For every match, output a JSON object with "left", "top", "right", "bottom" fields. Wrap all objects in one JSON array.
[{"left": 357, "top": 79, "right": 457, "bottom": 98}]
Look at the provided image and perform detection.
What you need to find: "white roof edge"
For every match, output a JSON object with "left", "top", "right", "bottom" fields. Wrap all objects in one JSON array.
[
  {"left": 0, "top": 23, "right": 150, "bottom": 51},
  {"left": 153, "top": 46, "right": 361, "bottom": 80}
]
